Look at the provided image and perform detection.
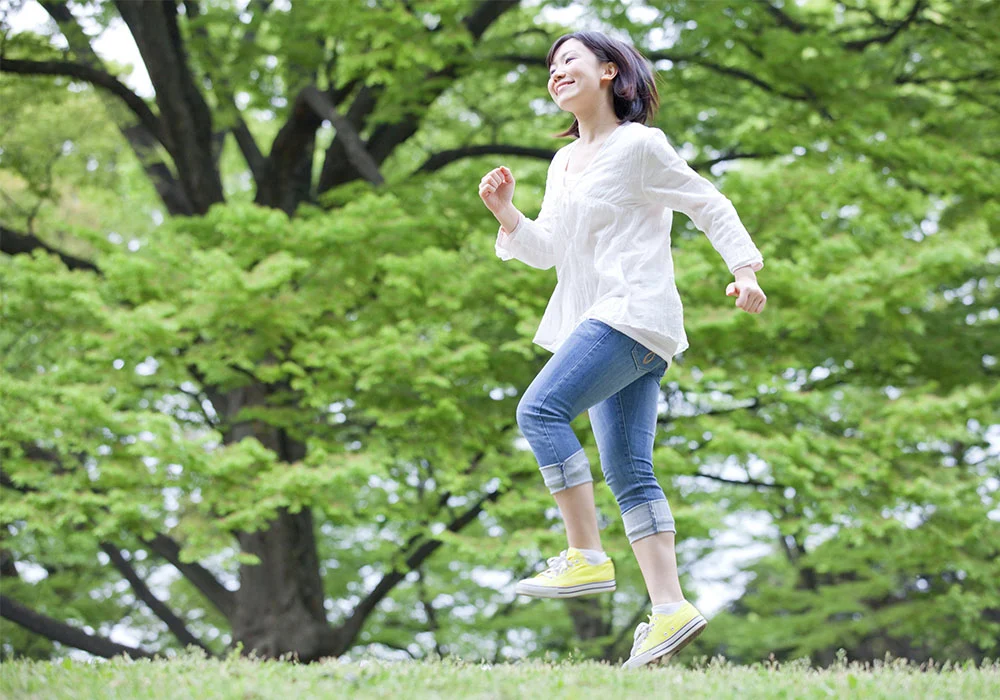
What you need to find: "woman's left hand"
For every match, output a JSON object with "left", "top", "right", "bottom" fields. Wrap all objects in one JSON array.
[{"left": 726, "top": 279, "right": 767, "bottom": 314}]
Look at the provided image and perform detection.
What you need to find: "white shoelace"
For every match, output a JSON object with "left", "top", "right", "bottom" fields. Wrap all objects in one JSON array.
[
  {"left": 540, "top": 550, "right": 572, "bottom": 578},
  {"left": 631, "top": 614, "right": 655, "bottom": 655}
]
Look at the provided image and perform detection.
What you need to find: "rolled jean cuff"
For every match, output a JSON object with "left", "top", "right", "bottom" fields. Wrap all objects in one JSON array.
[
  {"left": 622, "top": 499, "right": 676, "bottom": 543},
  {"left": 539, "top": 447, "right": 593, "bottom": 494}
]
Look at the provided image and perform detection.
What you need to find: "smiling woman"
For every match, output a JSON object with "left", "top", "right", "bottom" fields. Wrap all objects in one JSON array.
[
  {"left": 544, "top": 32, "right": 659, "bottom": 139},
  {"left": 477, "top": 29, "right": 768, "bottom": 671}
]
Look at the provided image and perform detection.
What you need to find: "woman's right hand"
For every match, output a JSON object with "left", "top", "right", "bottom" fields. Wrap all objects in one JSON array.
[{"left": 479, "top": 166, "right": 515, "bottom": 215}]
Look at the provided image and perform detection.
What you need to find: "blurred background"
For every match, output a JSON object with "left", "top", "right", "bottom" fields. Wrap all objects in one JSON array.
[{"left": 1, "top": 0, "right": 997, "bottom": 666}]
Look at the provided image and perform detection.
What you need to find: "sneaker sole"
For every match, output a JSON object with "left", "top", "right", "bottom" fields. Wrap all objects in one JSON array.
[
  {"left": 514, "top": 579, "right": 616, "bottom": 598},
  {"left": 621, "top": 616, "right": 707, "bottom": 669}
]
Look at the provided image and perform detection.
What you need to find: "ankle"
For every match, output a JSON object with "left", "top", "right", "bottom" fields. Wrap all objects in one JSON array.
[
  {"left": 576, "top": 547, "right": 609, "bottom": 565},
  {"left": 651, "top": 600, "right": 686, "bottom": 615}
]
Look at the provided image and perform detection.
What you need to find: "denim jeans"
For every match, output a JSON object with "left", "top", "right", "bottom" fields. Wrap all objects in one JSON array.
[{"left": 515, "top": 318, "right": 675, "bottom": 544}]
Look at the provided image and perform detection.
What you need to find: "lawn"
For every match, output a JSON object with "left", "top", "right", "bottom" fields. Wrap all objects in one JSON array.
[{"left": 2, "top": 651, "right": 997, "bottom": 699}]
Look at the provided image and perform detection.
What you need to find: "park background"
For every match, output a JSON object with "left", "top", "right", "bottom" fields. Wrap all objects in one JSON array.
[{"left": 1, "top": 0, "right": 997, "bottom": 671}]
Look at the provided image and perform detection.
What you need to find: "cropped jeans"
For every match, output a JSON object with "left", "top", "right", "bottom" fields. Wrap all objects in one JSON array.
[{"left": 515, "top": 318, "right": 675, "bottom": 544}]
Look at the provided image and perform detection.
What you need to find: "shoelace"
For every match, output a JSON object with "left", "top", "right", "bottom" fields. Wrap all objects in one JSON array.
[
  {"left": 631, "top": 614, "right": 655, "bottom": 654},
  {"left": 540, "top": 550, "right": 572, "bottom": 578}
]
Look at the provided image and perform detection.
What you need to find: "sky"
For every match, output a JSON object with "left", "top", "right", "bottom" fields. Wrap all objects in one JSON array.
[{"left": 7, "top": 0, "right": 155, "bottom": 96}]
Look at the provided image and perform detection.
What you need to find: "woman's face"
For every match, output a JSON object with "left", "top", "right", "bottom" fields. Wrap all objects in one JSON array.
[{"left": 547, "top": 38, "right": 617, "bottom": 109}]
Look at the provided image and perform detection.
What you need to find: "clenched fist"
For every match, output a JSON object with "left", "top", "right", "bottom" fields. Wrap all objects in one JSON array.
[
  {"left": 726, "top": 278, "right": 767, "bottom": 314},
  {"left": 479, "top": 166, "right": 515, "bottom": 215}
]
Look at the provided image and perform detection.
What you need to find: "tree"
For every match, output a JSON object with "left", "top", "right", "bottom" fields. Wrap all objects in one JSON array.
[
  {"left": 2, "top": 0, "right": 998, "bottom": 665},
  {"left": 2, "top": 0, "right": 544, "bottom": 662}
]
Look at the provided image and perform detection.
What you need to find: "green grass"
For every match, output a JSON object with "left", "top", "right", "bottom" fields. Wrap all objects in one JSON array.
[{"left": 2, "top": 651, "right": 998, "bottom": 699}]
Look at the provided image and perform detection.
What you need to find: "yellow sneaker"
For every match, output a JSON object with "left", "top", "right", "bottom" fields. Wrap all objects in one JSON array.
[
  {"left": 514, "top": 547, "right": 615, "bottom": 598},
  {"left": 621, "top": 601, "right": 707, "bottom": 669}
]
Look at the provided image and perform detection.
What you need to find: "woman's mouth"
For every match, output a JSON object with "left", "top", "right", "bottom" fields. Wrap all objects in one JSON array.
[{"left": 555, "top": 80, "right": 575, "bottom": 95}]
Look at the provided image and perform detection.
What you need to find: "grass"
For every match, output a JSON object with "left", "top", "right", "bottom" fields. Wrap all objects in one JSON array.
[{"left": 2, "top": 651, "right": 998, "bottom": 699}]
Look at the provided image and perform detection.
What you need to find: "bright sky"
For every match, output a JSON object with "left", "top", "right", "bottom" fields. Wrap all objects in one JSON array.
[{"left": 7, "top": 0, "right": 158, "bottom": 96}]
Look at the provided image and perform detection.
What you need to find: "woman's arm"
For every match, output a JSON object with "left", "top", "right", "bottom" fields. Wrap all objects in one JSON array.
[
  {"left": 641, "top": 128, "right": 764, "bottom": 274},
  {"left": 494, "top": 164, "right": 561, "bottom": 271}
]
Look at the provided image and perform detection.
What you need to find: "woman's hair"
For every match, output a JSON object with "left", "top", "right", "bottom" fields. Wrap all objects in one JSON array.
[{"left": 546, "top": 31, "right": 660, "bottom": 138}]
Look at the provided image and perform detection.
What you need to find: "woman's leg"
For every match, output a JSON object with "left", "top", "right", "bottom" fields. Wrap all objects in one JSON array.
[
  {"left": 515, "top": 319, "right": 669, "bottom": 551},
  {"left": 552, "top": 482, "right": 602, "bottom": 551},
  {"left": 630, "top": 532, "right": 684, "bottom": 605},
  {"left": 588, "top": 360, "right": 684, "bottom": 604}
]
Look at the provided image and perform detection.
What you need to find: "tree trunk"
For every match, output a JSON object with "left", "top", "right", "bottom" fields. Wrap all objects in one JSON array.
[
  {"left": 115, "top": 0, "right": 224, "bottom": 214},
  {"left": 232, "top": 508, "right": 338, "bottom": 661},
  {"left": 218, "top": 380, "right": 336, "bottom": 660},
  {"left": 566, "top": 597, "right": 612, "bottom": 641},
  {"left": 255, "top": 88, "right": 324, "bottom": 215}
]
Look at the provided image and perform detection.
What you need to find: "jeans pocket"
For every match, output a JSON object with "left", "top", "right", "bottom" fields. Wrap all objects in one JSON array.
[{"left": 631, "top": 342, "right": 668, "bottom": 374}]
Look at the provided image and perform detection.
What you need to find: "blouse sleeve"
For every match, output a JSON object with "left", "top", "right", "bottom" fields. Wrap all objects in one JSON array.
[
  {"left": 494, "top": 159, "right": 561, "bottom": 271},
  {"left": 641, "top": 128, "right": 764, "bottom": 274}
]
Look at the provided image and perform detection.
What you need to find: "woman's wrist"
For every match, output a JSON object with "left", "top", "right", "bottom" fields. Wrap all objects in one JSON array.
[{"left": 499, "top": 206, "right": 521, "bottom": 234}]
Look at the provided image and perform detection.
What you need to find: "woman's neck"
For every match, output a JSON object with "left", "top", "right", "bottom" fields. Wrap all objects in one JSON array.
[{"left": 574, "top": 111, "right": 622, "bottom": 146}]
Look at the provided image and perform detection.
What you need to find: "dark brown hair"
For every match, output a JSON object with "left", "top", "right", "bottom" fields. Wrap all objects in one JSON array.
[{"left": 546, "top": 31, "right": 660, "bottom": 139}]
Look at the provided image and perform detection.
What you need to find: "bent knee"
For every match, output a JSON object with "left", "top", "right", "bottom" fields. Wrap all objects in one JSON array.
[{"left": 515, "top": 394, "right": 538, "bottom": 430}]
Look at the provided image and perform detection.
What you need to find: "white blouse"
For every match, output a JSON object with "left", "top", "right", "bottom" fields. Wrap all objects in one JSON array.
[{"left": 495, "top": 120, "right": 764, "bottom": 364}]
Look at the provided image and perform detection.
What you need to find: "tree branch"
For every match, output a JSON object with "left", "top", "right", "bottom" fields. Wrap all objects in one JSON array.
[
  {"left": 315, "top": 79, "right": 377, "bottom": 193},
  {"left": 649, "top": 51, "right": 804, "bottom": 100},
  {"left": 0, "top": 223, "right": 99, "bottom": 273},
  {"left": 141, "top": 533, "right": 236, "bottom": 620},
  {"left": 232, "top": 119, "right": 266, "bottom": 183},
  {"left": 756, "top": 0, "right": 809, "bottom": 33},
  {"left": 340, "top": 485, "right": 503, "bottom": 644},
  {"left": 415, "top": 144, "right": 557, "bottom": 173},
  {"left": 0, "top": 594, "right": 155, "bottom": 659},
  {"left": 463, "top": 0, "right": 519, "bottom": 40},
  {"left": 691, "top": 149, "right": 784, "bottom": 171},
  {"left": 99, "top": 542, "right": 215, "bottom": 655},
  {"left": 3, "top": 458, "right": 235, "bottom": 628},
  {"left": 255, "top": 87, "right": 324, "bottom": 213},
  {"left": 38, "top": 0, "right": 193, "bottom": 216},
  {"left": 843, "top": 0, "right": 924, "bottom": 51},
  {"left": 416, "top": 568, "right": 444, "bottom": 658},
  {"left": 115, "top": 0, "right": 224, "bottom": 213},
  {"left": 181, "top": 0, "right": 266, "bottom": 182},
  {"left": 0, "top": 58, "right": 164, "bottom": 146},
  {"left": 316, "top": 0, "right": 520, "bottom": 196},
  {"left": 369, "top": 639, "right": 419, "bottom": 659},
  {"left": 693, "top": 471, "right": 786, "bottom": 490},
  {"left": 0, "top": 468, "right": 36, "bottom": 492},
  {"left": 302, "top": 85, "right": 384, "bottom": 185},
  {"left": 894, "top": 68, "right": 998, "bottom": 86},
  {"left": 673, "top": 399, "right": 760, "bottom": 419}
]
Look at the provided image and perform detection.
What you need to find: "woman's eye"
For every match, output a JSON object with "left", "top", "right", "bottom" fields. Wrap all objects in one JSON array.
[{"left": 550, "top": 58, "right": 574, "bottom": 77}]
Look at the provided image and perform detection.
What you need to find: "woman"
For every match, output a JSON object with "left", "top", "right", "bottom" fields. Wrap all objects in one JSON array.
[{"left": 478, "top": 31, "right": 767, "bottom": 669}]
